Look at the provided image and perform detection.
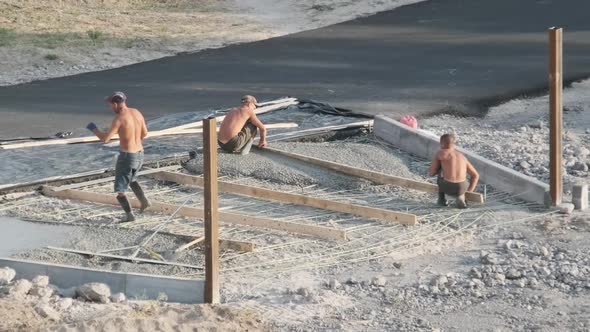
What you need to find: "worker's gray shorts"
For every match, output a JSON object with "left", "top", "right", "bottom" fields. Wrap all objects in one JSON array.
[
  {"left": 218, "top": 122, "right": 257, "bottom": 153},
  {"left": 437, "top": 176, "right": 468, "bottom": 196},
  {"left": 115, "top": 151, "right": 144, "bottom": 193}
]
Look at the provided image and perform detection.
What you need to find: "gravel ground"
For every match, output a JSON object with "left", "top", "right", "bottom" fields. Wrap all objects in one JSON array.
[
  {"left": 420, "top": 79, "right": 590, "bottom": 196},
  {"left": 5, "top": 134, "right": 581, "bottom": 331}
]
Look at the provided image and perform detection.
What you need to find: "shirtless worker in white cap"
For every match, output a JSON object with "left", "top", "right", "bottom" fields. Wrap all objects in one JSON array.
[
  {"left": 218, "top": 95, "right": 267, "bottom": 154},
  {"left": 86, "top": 91, "right": 151, "bottom": 222}
]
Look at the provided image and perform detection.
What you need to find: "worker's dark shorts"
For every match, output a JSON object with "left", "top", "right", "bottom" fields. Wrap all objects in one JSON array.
[
  {"left": 114, "top": 151, "right": 144, "bottom": 193},
  {"left": 437, "top": 176, "right": 468, "bottom": 196},
  {"left": 218, "top": 122, "right": 258, "bottom": 153}
]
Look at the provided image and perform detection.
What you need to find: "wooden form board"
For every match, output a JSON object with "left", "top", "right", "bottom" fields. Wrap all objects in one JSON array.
[
  {"left": 53, "top": 165, "right": 181, "bottom": 192},
  {"left": 158, "top": 98, "right": 298, "bottom": 133},
  {"left": 41, "top": 186, "right": 347, "bottom": 241},
  {"left": 147, "top": 171, "right": 417, "bottom": 225},
  {"left": 104, "top": 123, "right": 299, "bottom": 148},
  {"left": 261, "top": 147, "right": 485, "bottom": 204},
  {"left": 0, "top": 122, "right": 298, "bottom": 150}
]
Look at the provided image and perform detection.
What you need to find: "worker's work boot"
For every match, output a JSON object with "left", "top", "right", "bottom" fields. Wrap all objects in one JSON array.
[
  {"left": 240, "top": 139, "right": 254, "bottom": 155},
  {"left": 437, "top": 192, "right": 449, "bottom": 207},
  {"left": 456, "top": 194, "right": 467, "bottom": 209},
  {"left": 130, "top": 181, "right": 151, "bottom": 213},
  {"left": 116, "top": 195, "right": 136, "bottom": 222}
]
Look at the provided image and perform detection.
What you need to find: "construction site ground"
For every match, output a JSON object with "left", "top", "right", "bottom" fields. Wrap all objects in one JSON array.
[{"left": 2, "top": 134, "right": 588, "bottom": 331}]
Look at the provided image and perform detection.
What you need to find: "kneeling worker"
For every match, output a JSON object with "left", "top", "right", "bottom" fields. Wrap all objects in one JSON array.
[
  {"left": 218, "top": 95, "right": 267, "bottom": 154},
  {"left": 86, "top": 91, "right": 151, "bottom": 222},
  {"left": 429, "top": 133, "right": 479, "bottom": 208}
]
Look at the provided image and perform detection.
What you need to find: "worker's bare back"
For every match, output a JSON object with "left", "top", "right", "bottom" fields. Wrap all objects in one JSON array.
[
  {"left": 116, "top": 108, "right": 146, "bottom": 153},
  {"left": 218, "top": 106, "right": 252, "bottom": 143},
  {"left": 436, "top": 149, "right": 469, "bottom": 183}
]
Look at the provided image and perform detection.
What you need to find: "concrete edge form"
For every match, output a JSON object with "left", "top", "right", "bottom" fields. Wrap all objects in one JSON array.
[
  {"left": 0, "top": 257, "right": 204, "bottom": 304},
  {"left": 374, "top": 115, "right": 550, "bottom": 206}
]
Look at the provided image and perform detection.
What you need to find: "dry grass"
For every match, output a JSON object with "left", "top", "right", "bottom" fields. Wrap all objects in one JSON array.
[{"left": 0, "top": 0, "right": 241, "bottom": 44}]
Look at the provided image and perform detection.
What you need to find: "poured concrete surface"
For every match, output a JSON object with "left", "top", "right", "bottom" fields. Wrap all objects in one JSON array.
[
  {"left": 0, "top": 217, "right": 71, "bottom": 256},
  {"left": 1, "top": 0, "right": 590, "bottom": 138}
]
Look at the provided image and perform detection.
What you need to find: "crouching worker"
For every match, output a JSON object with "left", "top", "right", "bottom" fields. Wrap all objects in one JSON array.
[
  {"left": 218, "top": 95, "right": 267, "bottom": 155},
  {"left": 429, "top": 133, "right": 479, "bottom": 208},
  {"left": 86, "top": 91, "right": 151, "bottom": 222}
]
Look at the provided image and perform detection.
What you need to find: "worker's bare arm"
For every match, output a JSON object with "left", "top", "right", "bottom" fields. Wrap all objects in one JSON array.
[
  {"left": 248, "top": 110, "right": 267, "bottom": 148},
  {"left": 428, "top": 154, "right": 441, "bottom": 177},
  {"left": 141, "top": 116, "right": 148, "bottom": 139},
  {"left": 93, "top": 117, "right": 121, "bottom": 143},
  {"left": 466, "top": 159, "right": 480, "bottom": 192}
]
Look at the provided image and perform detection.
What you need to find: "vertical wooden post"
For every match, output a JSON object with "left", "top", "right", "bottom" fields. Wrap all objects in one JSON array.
[
  {"left": 203, "top": 117, "right": 220, "bottom": 304},
  {"left": 549, "top": 27, "right": 563, "bottom": 206}
]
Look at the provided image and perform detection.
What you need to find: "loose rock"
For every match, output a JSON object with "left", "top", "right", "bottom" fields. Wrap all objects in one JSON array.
[
  {"left": 29, "top": 286, "right": 54, "bottom": 299},
  {"left": 558, "top": 203, "right": 575, "bottom": 215},
  {"left": 32, "top": 275, "right": 49, "bottom": 288},
  {"left": 110, "top": 292, "right": 126, "bottom": 303},
  {"left": 76, "top": 283, "right": 111, "bottom": 303},
  {"left": 328, "top": 279, "right": 341, "bottom": 290},
  {"left": 0, "top": 267, "right": 16, "bottom": 285},
  {"left": 9, "top": 279, "right": 32, "bottom": 297},
  {"left": 371, "top": 276, "right": 387, "bottom": 287},
  {"left": 35, "top": 304, "right": 60, "bottom": 321},
  {"left": 56, "top": 298, "right": 73, "bottom": 311}
]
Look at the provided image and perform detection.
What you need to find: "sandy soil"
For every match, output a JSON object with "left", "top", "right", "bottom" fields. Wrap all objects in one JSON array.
[{"left": 0, "top": 0, "right": 424, "bottom": 86}]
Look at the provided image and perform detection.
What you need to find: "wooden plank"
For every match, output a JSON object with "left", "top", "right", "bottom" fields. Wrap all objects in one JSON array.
[
  {"left": 104, "top": 123, "right": 299, "bottom": 148},
  {"left": 46, "top": 246, "right": 203, "bottom": 269},
  {"left": 148, "top": 171, "right": 417, "bottom": 225},
  {"left": 261, "top": 147, "right": 484, "bottom": 204},
  {"left": 53, "top": 165, "right": 181, "bottom": 192},
  {"left": 41, "top": 186, "right": 347, "bottom": 241},
  {"left": 203, "top": 118, "right": 220, "bottom": 304},
  {"left": 0, "top": 121, "right": 298, "bottom": 150},
  {"left": 158, "top": 98, "right": 298, "bottom": 133},
  {"left": 175, "top": 236, "right": 206, "bottom": 253},
  {"left": 549, "top": 27, "right": 563, "bottom": 206}
]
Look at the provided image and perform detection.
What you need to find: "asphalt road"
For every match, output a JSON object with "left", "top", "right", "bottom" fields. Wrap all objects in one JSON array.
[{"left": 1, "top": 0, "right": 589, "bottom": 138}]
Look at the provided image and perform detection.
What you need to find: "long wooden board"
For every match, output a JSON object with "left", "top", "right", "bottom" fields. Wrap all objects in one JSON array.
[
  {"left": 41, "top": 186, "right": 347, "bottom": 241},
  {"left": 53, "top": 165, "right": 181, "bottom": 192},
  {"left": 1, "top": 122, "right": 298, "bottom": 150},
  {"left": 261, "top": 147, "right": 485, "bottom": 204},
  {"left": 158, "top": 98, "right": 298, "bottom": 132},
  {"left": 148, "top": 171, "right": 417, "bottom": 225}
]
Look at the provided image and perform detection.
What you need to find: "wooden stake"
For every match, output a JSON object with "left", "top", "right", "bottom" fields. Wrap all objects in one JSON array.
[
  {"left": 203, "top": 117, "right": 220, "bottom": 304},
  {"left": 549, "top": 27, "right": 563, "bottom": 206}
]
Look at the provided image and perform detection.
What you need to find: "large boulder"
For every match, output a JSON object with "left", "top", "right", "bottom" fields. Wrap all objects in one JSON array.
[
  {"left": 76, "top": 283, "right": 111, "bottom": 303},
  {"left": 0, "top": 267, "right": 16, "bottom": 285}
]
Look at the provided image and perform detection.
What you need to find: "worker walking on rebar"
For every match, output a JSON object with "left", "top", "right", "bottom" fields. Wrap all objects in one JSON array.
[
  {"left": 86, "top": 91, "right": 151, "bottom": 222},
  {"left": 429, "top": 133, "right": 479, "bottom": 208},
  {"left": 218, "top": 95, "right": 267, "bottom": 155}
]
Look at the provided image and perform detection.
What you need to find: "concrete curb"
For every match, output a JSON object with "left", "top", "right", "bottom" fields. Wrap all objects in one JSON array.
[
  {"left": 0, "top": 257, "right": 204, "bottom": 303},
  {"left": 374, "top": 115, "right": 550, "bottom": 206}
]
